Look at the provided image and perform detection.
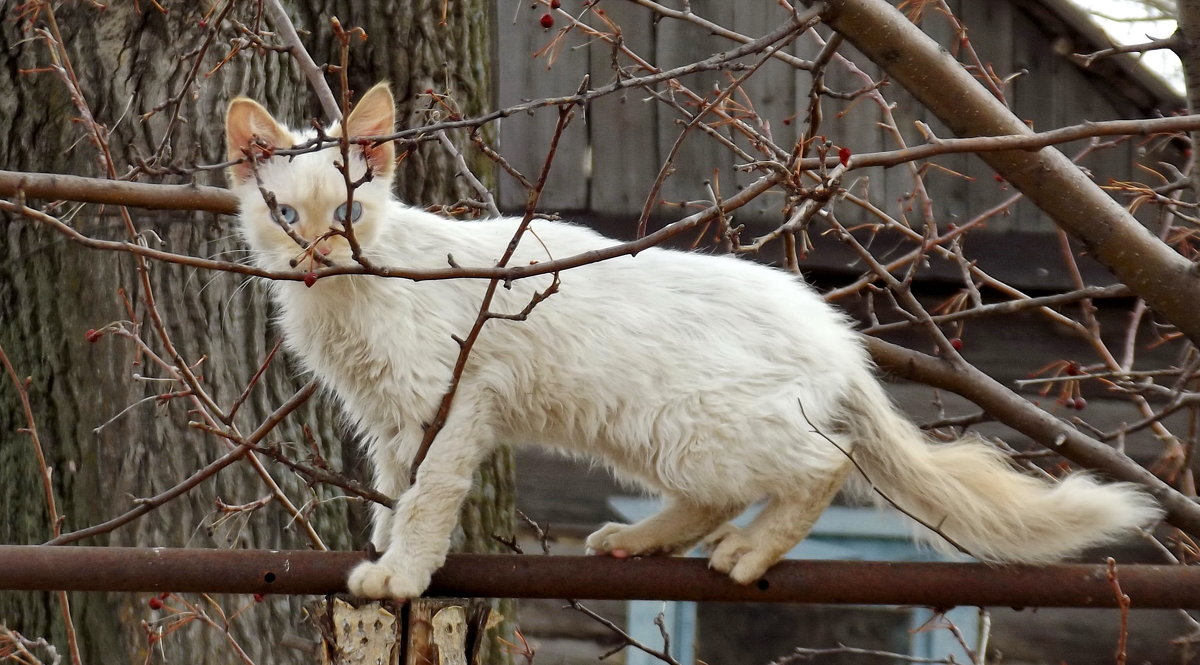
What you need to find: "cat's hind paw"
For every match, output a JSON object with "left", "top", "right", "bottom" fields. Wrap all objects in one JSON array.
[
  {"left": 704, "top": 525, "right": 774, "bottom": 585},
  {"left": 347, "top": 559, "right": 429, "bottom": 600}
]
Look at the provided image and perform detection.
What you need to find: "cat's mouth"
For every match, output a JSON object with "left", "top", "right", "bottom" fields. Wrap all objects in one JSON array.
[
  {"left": 283, "top": 228, "right": 350, "bottom": 270},
  {"left": 285, "top": 237, "right": 339, "bottom": 271}
]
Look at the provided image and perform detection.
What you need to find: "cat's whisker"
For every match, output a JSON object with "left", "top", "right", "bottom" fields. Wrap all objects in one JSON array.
[
  {"left": 220, "top": 277, "right": 261, "bottom": 326},
  {"left": 205, "top": 248, "right": 255, "bottom": 261}
]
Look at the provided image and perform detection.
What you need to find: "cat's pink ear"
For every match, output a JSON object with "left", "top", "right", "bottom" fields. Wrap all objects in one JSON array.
[
  {"left": 344, "top": 83, "right": 396, "bottom": 179},
  {"left": 225, "top": 98, "right": 293, "bottom": 183}
]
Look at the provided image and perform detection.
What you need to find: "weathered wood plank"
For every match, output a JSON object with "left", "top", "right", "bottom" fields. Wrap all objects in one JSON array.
[
  {"left": 495, "top": 0, "right": 590, "bottom": 212},
  {"left": 1008, "top": 4, "right": 1063, "bottom": 231},
  {"left": 958, "top": 0, "right": 1021, "bottom": 233},
  {"left": 817, "top": 33, "right": 889, "bottom": 228},
  {"left": 653, "top": 1, "right": 738, "bottom": 231},
  {"left": 918, "top": 0, "right": 971, "bottom": 230},
  {"left": 588, "top": 0, "right": 660, "bottom": 224},
  {"left": 317, "top": 599, "right": 402, "bottom": 665}
]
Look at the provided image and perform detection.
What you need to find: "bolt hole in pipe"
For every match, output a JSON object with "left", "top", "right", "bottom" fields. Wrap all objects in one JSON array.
[
  {"left": 264, "top": 572, "right": 277, "bottom": 583},
  {"left": 757, "top": 579, "right": 770, "bottom": 591}
]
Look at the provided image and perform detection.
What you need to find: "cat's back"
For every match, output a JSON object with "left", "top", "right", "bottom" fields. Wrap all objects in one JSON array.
[
  {"left": 391, "top": 212, "right": 855, "bottom": 348},
  {"left": 380, "top": 210, "right": 620, "bottom": 264}
]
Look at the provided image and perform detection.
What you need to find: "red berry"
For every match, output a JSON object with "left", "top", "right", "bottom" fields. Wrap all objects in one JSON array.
[
  {"left": 838, "top": 146, "right": 851, "bottom": 167},
  {"left": 949, "top": 337, "right": 964, "bottom": 351},
  {"left": 1074, "top": 397, "right": 1087, "bottom": 410},
  {"left": 539, "top": 13, "right": 554, "bottom": 28},
  {"left": 198, "top": 19, "right": 208, "bottom": 28},
  {"left": 253, "top": 593, "right": 265, "bottom": 603},
  {"left": 1065, "top": 361, "right": 1080, "bottom": 376},
  {"left": 550, "top": 0, "right": 562, "bottom": 7},
  {"left": 148, "top": 597, "right": 163, "bottom": 610},
  {"left": 303, "top": 271, "right": 318, "bottom": 288},
  {"left": 84, "top": 329, "right": 102, "bottom": 343}
]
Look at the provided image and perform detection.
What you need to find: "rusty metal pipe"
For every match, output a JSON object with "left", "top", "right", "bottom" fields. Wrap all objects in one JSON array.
[{"left": 2, "top": 546, "right": 1198, "bottom": 608}]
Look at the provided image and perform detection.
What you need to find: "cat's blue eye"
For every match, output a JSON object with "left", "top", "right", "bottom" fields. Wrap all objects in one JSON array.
[
  {"left": 334, "top": 201, "right": 363, "bottom": 224},
  {"left": 276, "top": 204, "right": 299, "bottom": 225}
]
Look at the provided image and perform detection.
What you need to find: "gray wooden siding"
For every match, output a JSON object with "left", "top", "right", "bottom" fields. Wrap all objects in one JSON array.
[{"left": 493, "top": 0, "right": 1176, "bottom": 237}]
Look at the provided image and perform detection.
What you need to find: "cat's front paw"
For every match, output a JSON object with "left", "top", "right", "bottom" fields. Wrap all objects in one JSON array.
[{"left": 347, "top": 559, "right": 430, "bottom": 600}]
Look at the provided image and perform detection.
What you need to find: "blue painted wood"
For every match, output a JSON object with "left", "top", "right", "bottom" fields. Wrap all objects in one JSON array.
[
  {"left": 610, "top": 497, "right": 979, "bottom": 664},
  {"left": 627, "top": 600, "right": 697, "bottom": 665}
]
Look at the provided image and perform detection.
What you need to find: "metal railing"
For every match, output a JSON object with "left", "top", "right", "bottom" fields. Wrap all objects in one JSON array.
[{"left": 2, "top": 546, "right": 1197, "bottom": 608}]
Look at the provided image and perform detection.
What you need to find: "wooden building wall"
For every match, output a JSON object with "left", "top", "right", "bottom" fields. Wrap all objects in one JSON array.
[{"left": 492, "top": 0, "right": 1181, "bottom": 261}]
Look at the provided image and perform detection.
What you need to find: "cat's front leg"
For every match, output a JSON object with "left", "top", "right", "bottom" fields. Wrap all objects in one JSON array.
[
  {"left": 365, "top": 444, "right": 413, "bottom": 553},
  {"left": 350, "top": 475, "right": 470, "bottom": 599},
  {"left": 348, "top": 406, "right": 497, "bottom": 600},
  {"left": 369, "top": 501, "right": 395, "bottom": 554}
]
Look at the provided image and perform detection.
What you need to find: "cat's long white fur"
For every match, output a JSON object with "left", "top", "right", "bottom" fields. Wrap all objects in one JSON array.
[{"left": 227, "top": 84, "right": 1162, "bottom": 599}]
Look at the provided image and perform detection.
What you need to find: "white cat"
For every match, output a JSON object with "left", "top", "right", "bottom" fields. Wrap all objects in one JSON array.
[{"left": 225, "top": 83, "right": 1162, "bottom": 600}]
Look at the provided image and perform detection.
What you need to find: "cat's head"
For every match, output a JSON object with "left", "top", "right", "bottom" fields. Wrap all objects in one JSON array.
[{"left": 225, "top": 83, "right": 396, "bottom": 271}]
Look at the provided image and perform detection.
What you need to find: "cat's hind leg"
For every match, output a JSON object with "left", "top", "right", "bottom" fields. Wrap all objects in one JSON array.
[
  {"left": 586, "top": 496, "right": 745, "bottom": 557},
  {"left": 706, "top": 460, "right": 851, "bottom": 584}
]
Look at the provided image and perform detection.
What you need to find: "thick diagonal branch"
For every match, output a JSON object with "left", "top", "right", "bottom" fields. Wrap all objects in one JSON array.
[
  {"left": 863, "top": 337, "right": 1200, "bottom": 537},
  {"left": 815, "top": 0, "right": 1200, "bottom": 347}
]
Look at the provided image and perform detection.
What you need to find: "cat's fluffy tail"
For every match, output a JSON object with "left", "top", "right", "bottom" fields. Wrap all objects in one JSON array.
[{"left": 837, "top": 373, "right": 1162, "bottom": 563}]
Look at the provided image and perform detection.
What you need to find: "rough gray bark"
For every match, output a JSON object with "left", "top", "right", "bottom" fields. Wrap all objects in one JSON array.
[{"left": 0, "top": 2, "right": 512, "bottom": 663}]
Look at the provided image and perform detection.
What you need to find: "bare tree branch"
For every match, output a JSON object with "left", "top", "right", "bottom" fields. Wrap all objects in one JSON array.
[
  {"left": 263, "top": 0, "right": 342, "bottom": 123},
  {"left": 818, "top": 0, "right": 1200, "bottom": 348},
  {"left": 864, "top": 337, "right": 1200, "bottom": 536}
]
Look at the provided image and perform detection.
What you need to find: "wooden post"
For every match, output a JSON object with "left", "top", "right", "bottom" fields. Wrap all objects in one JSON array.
[
  {"left": 314, "top": 598, "right": 495, "bottom": 665},
  {"left": 407, "top": 599, "right": 497, "bottom": 665},
  {"left": 408, "top": 601, "right": 463, "bottom": 665},
  {"left": 315, "top": 599, "right": 402, "bottom": 664}
]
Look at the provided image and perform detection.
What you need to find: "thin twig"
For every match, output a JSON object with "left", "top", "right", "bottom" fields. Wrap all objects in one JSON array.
[
  {"left": 45, "top": 381, "right": 318, "bottom": 546},
  {"left": 568, "top": 601, "right": 680, "bottom": 665},
  {"left": 0, "top": 344, "right": 81, "bottom": 665},
  {"left": 408, "top": 92, "right": 577, "bottom": 484},
  {"left": 438, "top": 129, "right": 500, "bottom": 217},
  {"left": 797, "top": 401, "right": 975, "bottom": 558},
  {"left": 263, "top": 0, "right": 341, "bottom": 123}
]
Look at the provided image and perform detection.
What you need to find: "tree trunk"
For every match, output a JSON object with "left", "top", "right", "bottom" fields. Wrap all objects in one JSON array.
[{"left": 0, "top": 2, "right": 511, "bottom": 664}]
